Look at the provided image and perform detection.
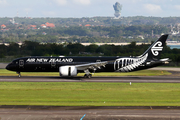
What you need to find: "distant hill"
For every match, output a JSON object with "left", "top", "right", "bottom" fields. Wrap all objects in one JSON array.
[
  {"left": 0, "top": 16, "right": 180, "bottom": 26},
  {"left": 0, "top": 16, "right": 180, "bottom": 43}
]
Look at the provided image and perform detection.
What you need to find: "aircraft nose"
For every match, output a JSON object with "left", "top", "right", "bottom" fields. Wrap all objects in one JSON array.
[
  {"left": 6, "top": 63, "right": 16, "bottom": 71},
  {"left": 6, "top": 63, "right": 11, "bottom": 70}
]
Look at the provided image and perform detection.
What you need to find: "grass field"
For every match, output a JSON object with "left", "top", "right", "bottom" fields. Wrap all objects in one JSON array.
[
  {"left": 0, "top": 69, "right": 171, "bottom": 76},
  {"left": 0, "top": 82, "right": 180, "bottom": 106},
  {"left": 0, "top": 69, "right": 175, "bottom": 106}
]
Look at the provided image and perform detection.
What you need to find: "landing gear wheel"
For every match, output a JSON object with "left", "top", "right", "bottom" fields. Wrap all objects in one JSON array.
[
  {"left": 84, "top": 74, "right": 87, "bottom": 78},
  {"left": 87, "top": 74, "right": 92, "bottom": 79},
  {"left": 18, "top": 74, "right": 21, "bottom": 78},
  {"left": 84, "top": 74, "right": 92, "bottom": 78},
  {"left": 17, "top": 72, "right": 21, "bottom": 78}
]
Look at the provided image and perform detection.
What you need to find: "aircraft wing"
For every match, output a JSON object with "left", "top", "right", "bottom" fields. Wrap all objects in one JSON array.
[{"left": 75, "top": 61, "right": 108, "bottom": 71}]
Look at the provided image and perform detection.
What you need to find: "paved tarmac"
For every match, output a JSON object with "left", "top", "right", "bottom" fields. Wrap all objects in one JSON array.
[
  {"left": 0, "top": 75, "right": 179, "bottom": 83},
  {"left": 0, "top": 63, "right": 7, "bottom": 69},
  {"left": 150, "top": 67, "right": 180, "bottom": 71},
  {"left": 0, "top": 106, "right": 180, "bottom": 120}
]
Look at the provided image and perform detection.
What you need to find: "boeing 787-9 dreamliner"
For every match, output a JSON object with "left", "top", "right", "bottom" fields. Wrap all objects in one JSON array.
[{"left": 6, "top": 34, "right": 170, "bottom": 78}]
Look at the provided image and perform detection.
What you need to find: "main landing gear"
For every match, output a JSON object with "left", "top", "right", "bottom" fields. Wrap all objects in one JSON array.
[
  {"left": 16, "top": 72, "right": 21, "bottom": 78},
  {"left": 84, "top": 69, "right": 92, "bottom": 78},
  {"left": 84, "top": 74, "right": 92, "bottom": 78}
]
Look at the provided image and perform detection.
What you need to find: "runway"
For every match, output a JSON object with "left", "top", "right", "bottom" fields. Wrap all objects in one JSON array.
[
  {"left": 0, "top": 106, "right": 180, "bottom": 120},
  {"left": 0, "top": 75, "right": 179, "bottom": 83}
]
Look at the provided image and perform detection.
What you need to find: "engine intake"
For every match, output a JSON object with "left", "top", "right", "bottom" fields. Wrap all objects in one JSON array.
[{"left": 59, "top": 66, "right": 77, "bottom": 77}]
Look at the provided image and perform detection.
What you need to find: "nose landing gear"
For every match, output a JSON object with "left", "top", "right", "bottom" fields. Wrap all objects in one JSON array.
[{"left": 16, "top": 72, "right": 21, "bottom": 78}]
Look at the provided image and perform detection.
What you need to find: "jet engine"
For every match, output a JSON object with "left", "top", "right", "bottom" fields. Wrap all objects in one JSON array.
[{"left": 59, "top": 66, "right": 77, "bottom": 77}]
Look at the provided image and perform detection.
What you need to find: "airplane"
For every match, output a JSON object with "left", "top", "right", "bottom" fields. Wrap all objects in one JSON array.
[{"left": 6, "top": 34, "right": 170, "bottom": 78}]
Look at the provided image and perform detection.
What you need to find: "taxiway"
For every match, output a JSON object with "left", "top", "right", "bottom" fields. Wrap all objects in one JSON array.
[
  {"left": 0, "top": 75, "right": 179, "bottom": 83},
  {"left": 0, "top": 106, "right": 180, "bottom": 120}
]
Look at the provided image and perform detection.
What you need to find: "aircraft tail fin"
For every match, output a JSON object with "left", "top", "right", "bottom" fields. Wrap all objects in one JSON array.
[{"left": 140, "top": 34, "right": 168, "bottom": 60}]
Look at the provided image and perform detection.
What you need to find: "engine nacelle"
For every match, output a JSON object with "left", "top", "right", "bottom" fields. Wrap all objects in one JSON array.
[{"left": 59, "top": 66, "right": 77, "bottom": 77}]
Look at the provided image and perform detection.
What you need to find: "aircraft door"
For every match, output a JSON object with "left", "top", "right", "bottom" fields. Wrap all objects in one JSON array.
[
  {"left": 19, "top": 60, "right": 24, "bottom": 68},
  {"left": 51, "top": 62, "right": 56, "bottom": 68},
  {"left": 68, "top": 67, "right": 71, "bottom": 76},
  {"left": 96, "top": 60, "right": 101, "bottom": 62}
]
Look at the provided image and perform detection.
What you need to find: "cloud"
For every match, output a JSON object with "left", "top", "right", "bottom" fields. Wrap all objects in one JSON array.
[
  {"left": 174, "top": 5, "right": 180, "bottom": 10},
  {"left": 73, "top": 0, "right": 91, "bottom": 5},
  {"left": 0, "top": 0, "right": 7, "bottom": 5},
  {"left": 43, "top": 11, "right": 57, "bottom": 16},
  {"left": 53, "top": 0, "right": 67, "bottom": 6},
  {"left": 143, "top": 4, "right": 162, "bottom": 13},
  {"left": 24, "top": 8, "right": 32, "bottom": 12}
]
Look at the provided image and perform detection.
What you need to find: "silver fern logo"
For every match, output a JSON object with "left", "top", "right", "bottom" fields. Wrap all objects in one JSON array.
[
  {"left": 151, "top": 41, "right": 163, "bottom": 56},
  {"left": 114, "top": 53, "right": 148, "bottom": 72}
]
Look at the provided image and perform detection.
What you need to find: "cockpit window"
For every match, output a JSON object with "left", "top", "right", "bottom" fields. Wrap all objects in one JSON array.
[{"left": 12, "top": 61, "right": 18, "bottom": 64}]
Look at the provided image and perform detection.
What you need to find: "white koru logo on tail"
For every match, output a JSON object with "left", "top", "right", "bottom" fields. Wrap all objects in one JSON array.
[{"left": 151, "top": 41, "right": 163, "bottom": 56}]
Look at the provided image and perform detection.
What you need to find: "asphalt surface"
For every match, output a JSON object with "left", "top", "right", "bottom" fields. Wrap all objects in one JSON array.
[
  {"left": 0, "top": 63, "right": 7, "bottom": 69},
  {"left": 0, "top": 108, "right": 180, "bottom": 120},
  {"left": 0, "top": 75, "right": 179, "bottom": 83}
]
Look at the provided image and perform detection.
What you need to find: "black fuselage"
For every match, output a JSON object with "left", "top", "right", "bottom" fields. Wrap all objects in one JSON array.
[
  {"left": 6, "top": 56, "right": 164, "bottom": 73},
  {"left": 6, "top": 56, "right": 117, "bottom": 72}
]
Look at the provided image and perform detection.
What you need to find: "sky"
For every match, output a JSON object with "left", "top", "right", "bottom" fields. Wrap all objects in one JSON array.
[{"left": 0, "top": 0, "right": 180, "bottom": 18}]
